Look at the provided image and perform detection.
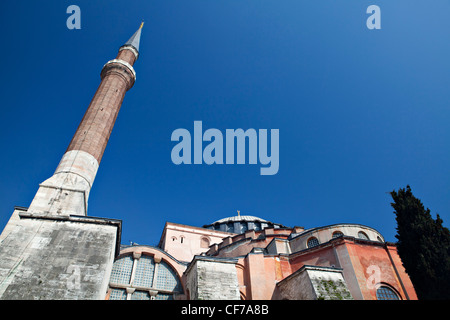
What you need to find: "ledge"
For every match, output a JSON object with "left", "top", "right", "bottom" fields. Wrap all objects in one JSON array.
[
  {"left": 184, "top": 255, "right": 239, "bottom": 276},
  {"left": 276, "top": 264, "right": 344, "bottom": 287},
  {"left": 18, "top": 212, "right": 122, "bottom": 257}
]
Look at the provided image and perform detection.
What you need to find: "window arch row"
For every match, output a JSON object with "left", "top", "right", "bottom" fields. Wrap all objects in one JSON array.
[{"left": 108, "top": 252, "right": 183, "bottom": 300}]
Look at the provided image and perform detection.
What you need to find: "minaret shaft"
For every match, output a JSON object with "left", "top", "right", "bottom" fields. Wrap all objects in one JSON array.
[
  {"left": 27, "top": 26, "right": 142, "bottom": 217},
  {"left": 66, "top": 69, "right": 128, "bottom": 164}
]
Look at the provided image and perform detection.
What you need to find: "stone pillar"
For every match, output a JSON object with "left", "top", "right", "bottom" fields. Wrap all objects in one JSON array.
[{"left": 184, "top": 256, "right": 240, "bottom": 300}]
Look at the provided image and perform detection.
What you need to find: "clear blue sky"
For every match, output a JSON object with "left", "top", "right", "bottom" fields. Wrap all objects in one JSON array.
[{"left": 1, "top": 1, "right": 449, "bottom": 246}]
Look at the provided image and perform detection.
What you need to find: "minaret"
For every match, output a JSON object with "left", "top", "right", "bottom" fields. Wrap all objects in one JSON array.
[
  {"left": 0, "top": 23, "right": 144, "bottom": 300},
  {"left": 27, "top": 23, "right": 143, "bottom": 217}
]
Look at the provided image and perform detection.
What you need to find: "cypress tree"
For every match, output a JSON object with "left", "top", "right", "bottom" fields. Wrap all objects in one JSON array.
[{"left": 390, "top": 185, "right": 450, "bottom": 300}]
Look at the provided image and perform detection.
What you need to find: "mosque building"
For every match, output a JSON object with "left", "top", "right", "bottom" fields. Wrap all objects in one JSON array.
[
  {"left": 0, "top": 24, "right": 417, "bottom": 301},
  {"left": 109, "top": 213, "right": 417, "bottom": 300}
]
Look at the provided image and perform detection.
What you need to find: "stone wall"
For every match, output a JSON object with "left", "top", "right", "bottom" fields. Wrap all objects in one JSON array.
[
  {"left": 185, "top": 256, "right": 240, "bottom": 300},
  {"left": 276, "top": 265, "right": 352, "bottom": 300},
  {"left": 160, "top": 222, "right": 231, "bottom": 263},
  {"left": 0, "top": 209, "right": 120, "bottom": 299}
]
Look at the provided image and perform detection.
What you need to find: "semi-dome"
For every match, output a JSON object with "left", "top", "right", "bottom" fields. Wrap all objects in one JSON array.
[{"left": 203, "top": 213, "right": 285, "bottom": 234}]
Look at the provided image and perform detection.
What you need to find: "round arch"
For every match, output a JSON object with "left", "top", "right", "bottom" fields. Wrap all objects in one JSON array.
[
  {"left": 200, "top": 236, "right": 211, "bottom": 248},
  {"left": 375, "top": 282, "right": 402, "bottom": 300},
  {"left": 307, "top": 237, "right": 320, "bottom": 248},
  {"left": 108, "top": 246, "right": 187, "bottom": 300}
]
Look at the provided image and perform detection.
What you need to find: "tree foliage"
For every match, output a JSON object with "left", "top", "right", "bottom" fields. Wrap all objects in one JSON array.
[{"left": 390, "top": 185, "right": 450, "bottom": 300}]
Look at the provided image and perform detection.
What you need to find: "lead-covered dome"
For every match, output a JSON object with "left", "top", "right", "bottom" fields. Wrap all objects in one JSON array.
[{"left": 203, "top": 214, "right": 285, "bottom": 234}]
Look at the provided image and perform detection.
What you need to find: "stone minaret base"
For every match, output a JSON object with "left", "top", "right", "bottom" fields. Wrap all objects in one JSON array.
[
  {"left": 28, "top": 150, "right": 99, "bottom": 217},
  {"left": 0, "top": 207, "right": 120, "bottom": 299}
]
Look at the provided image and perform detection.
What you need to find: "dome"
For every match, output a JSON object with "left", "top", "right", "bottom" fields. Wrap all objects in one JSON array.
[
  {"left": 211, "top": 215, "right": 268, "bottom": 224},
  {"left": 203, "top": 214, "right": 285, "bottom": 234}
]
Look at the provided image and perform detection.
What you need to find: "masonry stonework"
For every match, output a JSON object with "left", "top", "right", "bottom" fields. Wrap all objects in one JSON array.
[
  {"left": 185, "top": 257, "right": 240, "bottom": 300},
  {"left": 0, "top": 208, "right": 120, "bottom": 299}
]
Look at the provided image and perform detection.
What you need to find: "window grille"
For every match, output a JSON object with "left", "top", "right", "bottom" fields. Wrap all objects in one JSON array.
[
  {"left": 307, "top": 237, "right": 319, "bottom": 248},
  {"left": 155, "top": 293, "right": 173, "bottom": 300},
  {"left": 133, "top": 255, "right": 155, "bottom": 288},
  {"left": 156, "top": 261, "right": 182, "bottom": 292},
  {"left": 376, "top": 286, "right": 400, "bottom": 300},
  {"left": 131, "top": 290, "right": 151, "bottom": 300},
  {"left": 110, "top": 255, "right": 133, "bottom": 285},
  {"left": 109, "top": 288, "right": 127, "bottom": 300}
]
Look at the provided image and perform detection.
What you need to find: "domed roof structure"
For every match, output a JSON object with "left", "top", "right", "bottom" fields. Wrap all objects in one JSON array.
[
  {"left": 211, "top": 215, "right": 268, "bottom": 224},
  {"left": 203, "top": 212, "right": 285, "bottom": 234}
]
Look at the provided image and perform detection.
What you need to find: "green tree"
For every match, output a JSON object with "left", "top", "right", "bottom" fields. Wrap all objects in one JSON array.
[{"left": 390, "top": 185, "right": 450, "bottom": 300}]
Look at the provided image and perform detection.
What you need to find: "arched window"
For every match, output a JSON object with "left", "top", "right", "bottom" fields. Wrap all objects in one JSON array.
[
  {"left": 377, "top": 236, "right": 383, "bottom": 242},
  {"left": 200, "top": 237, "right": 210, "bottom": 248},
  {"left": 332, "top": 231, "right": 344, "bottom": 239},
  {"left": 307, "top": 237, "right": 320, "bottom": 248},
  {"left": 376, "top": 286, "right": 400, "bottom": 300},
  {"left": 254, "top": 222, "right": 261, "bottom": 231},
  {"left": 226, "top": 222, "right": 234, "bottom": 233},
  {"left": 109, "top": 254, "right": 182, "bottom": 300},
  {"left": 358, "top": 231, "right": 370, "bottom": 240}
]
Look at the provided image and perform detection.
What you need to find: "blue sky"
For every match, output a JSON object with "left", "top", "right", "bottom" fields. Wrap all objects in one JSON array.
[{"left": 1, "top": 1, "right": 449, "bottom": 246}]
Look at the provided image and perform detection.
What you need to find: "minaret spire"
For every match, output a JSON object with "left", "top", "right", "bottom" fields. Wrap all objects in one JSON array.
[
  {"left": 126, "top": 21, "right": 144, "bottom": 50},
  {"left": 121, "top": 21, "right": 144, "bottom": 60},
  {"left": 27, "top": 24, "right": 143, "bottom": 217}
]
